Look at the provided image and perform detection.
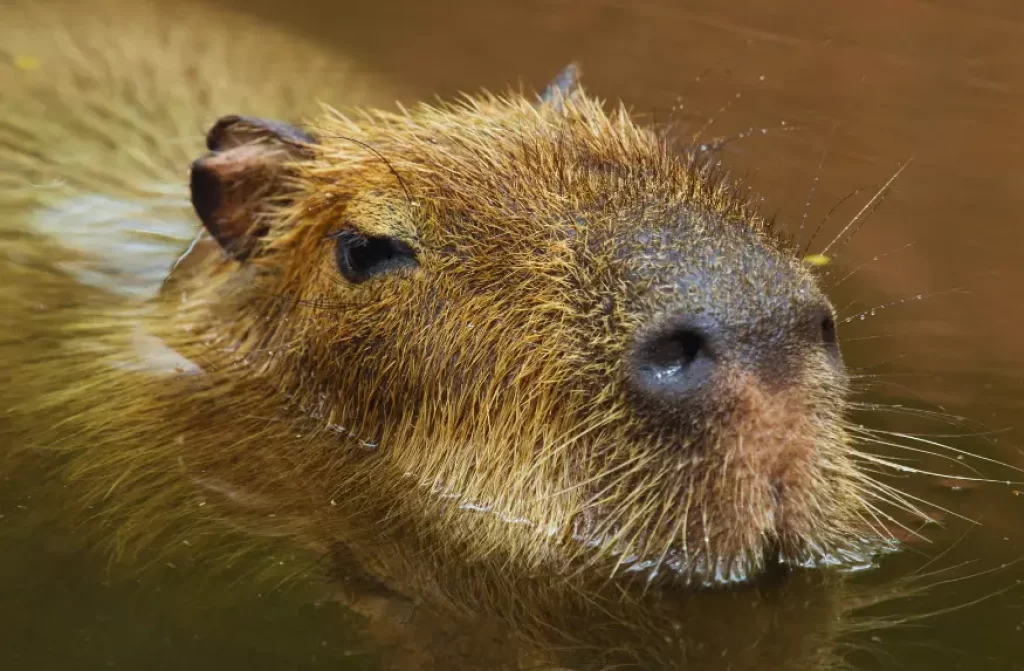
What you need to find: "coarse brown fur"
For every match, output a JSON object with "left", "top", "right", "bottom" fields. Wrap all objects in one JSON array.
[
  {"left": 0, "top": 0, "right": 879, "bottom": 586},
  {"left": 0, "top": 0, "right": 919, "bottom": 668}
]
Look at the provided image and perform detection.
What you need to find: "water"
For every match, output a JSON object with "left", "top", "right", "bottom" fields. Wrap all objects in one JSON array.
[{"left": 3, "top": 0, "right": 1024, "bottom": 668}]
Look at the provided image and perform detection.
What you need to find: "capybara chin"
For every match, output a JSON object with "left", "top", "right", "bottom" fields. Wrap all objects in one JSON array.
[{"left": 1, "top": 0, "right": 890, "bottom": 600}]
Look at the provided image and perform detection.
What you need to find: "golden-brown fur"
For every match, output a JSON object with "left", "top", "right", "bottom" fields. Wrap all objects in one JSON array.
[
  {"left": 147, "top": 91, "right": 868, "bottom": 582},
  {"left": 0, "top": 1, "right": 912, "bottom": 668},
  {"left": 0, "top": 0, "right": 878, "bottom": 582}
]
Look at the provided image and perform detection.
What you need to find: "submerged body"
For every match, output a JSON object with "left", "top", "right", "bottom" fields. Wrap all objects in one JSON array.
[{"left": 2, "top": 0, "right": 908, "bottom": 668}]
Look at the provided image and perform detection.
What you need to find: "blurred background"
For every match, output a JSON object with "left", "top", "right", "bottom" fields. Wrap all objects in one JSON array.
[{"left": 2, "top": 0, "right": 1023, "bottom": 668}]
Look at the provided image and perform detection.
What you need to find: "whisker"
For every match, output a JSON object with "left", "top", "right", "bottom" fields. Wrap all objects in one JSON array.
[
  {"left": 796, "top": 122, "right": 837, "bottom": 251},
  {"left": 801, "top": 187, "right": 866, "bottom": 258},
  {"left": 851, "top": 488, "right": 929, "bottom": 542},
  {"left": 851, "top": 506, "right": 892, "bottom": 544},
  {"left": 691, "top": 91, "right": 743, "bottom": 144},
  {"left": 847, "top": 378, "right": 959, "bottom": 414},
  {"left": 849, "top": 402, "right": 972, "bottom": 427},
  {"left": 847, "top": 381, "right": 950, "bottom": 417},
  {"left": 854, "top": 427, "right": 1023, "bottom": 474},
  {"left": 868, "top": 556, "right": 1024, "bottom": 627},
  {"left": 858, "top": 464, "right": 916, "bottom": 476},
  {"left": 851, "top": 475, "right": 940, "bottom": 531},
  {"left": 841, "top": 287, "right": 969, "bottom": 325},
  {"left": 850, "top": 432, "right": 985, "bottom": 476},
  {"left": 909, "top": 527, "right": 973, "bottom": 578},
  {"left": 865, "top": 426, "right": 1011, "bottom": 440},
  {"left": 841, "top": 334, "right": 897, "bottom": 344},
  {"left": 852, "top": 451, "right": 1013, "bottom": 486},
  {"left": 820, "top": 159, "right": 912, "bottom": 257},
  {"left": 828, "top": 241, "right": 916, "bottom": 289},
  {"left": 909, "top": 553, "right": 1024, "bottom": 592}
]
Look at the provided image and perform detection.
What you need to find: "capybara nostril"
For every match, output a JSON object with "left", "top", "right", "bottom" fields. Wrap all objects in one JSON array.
[{"left": 632, "top": 322, "right": 715, "bottom": 400}]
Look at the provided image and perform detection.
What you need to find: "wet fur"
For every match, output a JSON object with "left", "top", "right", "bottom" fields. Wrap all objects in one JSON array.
[
  {"left": 0, "top": 0, "right": 881, "bottom": 590},
  {"left": 0, "top": 17, "right": 939, "bottom": 671},
  {"left": 0, "top": 2, "right": 964, "bottom": 670},
  {"left": 153, "top": 93, "right": 869, "bottom": 582}
]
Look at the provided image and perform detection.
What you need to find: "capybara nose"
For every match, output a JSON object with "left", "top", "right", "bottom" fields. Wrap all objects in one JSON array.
[{"left": 629, "top": 302, "right": 840, "bottom": 402}]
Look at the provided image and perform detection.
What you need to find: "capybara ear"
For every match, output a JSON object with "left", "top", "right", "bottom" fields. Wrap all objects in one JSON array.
[
  {"left": 190, "top": 115, "right": 317, "bottom": 261},
  {"left": 537, "top": 63, "right": 582, "bottom": 109}
]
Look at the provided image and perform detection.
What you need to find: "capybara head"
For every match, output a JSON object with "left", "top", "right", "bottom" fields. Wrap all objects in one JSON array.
[{"left": 172, "top": 67, "right": 871, "bottom": 586}]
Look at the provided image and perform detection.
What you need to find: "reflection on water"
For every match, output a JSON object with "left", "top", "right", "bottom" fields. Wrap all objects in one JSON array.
[
  {"left": 3, "top": 0, "right": 1024, "bottom": 668},
  {"left": 0, "top": 501, "right": 379, "bottom": 670}
]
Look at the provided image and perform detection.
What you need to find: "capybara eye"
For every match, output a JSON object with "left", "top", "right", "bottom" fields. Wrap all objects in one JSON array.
[{"left": 332, "top": 231, "right": 418, "bottom": 284}]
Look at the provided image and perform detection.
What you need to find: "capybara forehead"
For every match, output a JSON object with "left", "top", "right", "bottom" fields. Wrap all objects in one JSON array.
[{"left": 296, "top": 94, "right": 766, "bottom": 248}]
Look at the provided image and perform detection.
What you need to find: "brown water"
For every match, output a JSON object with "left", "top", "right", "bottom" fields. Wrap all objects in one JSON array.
[{"left": 3, "top": 0, "right": 1024, "bottom": 668}]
